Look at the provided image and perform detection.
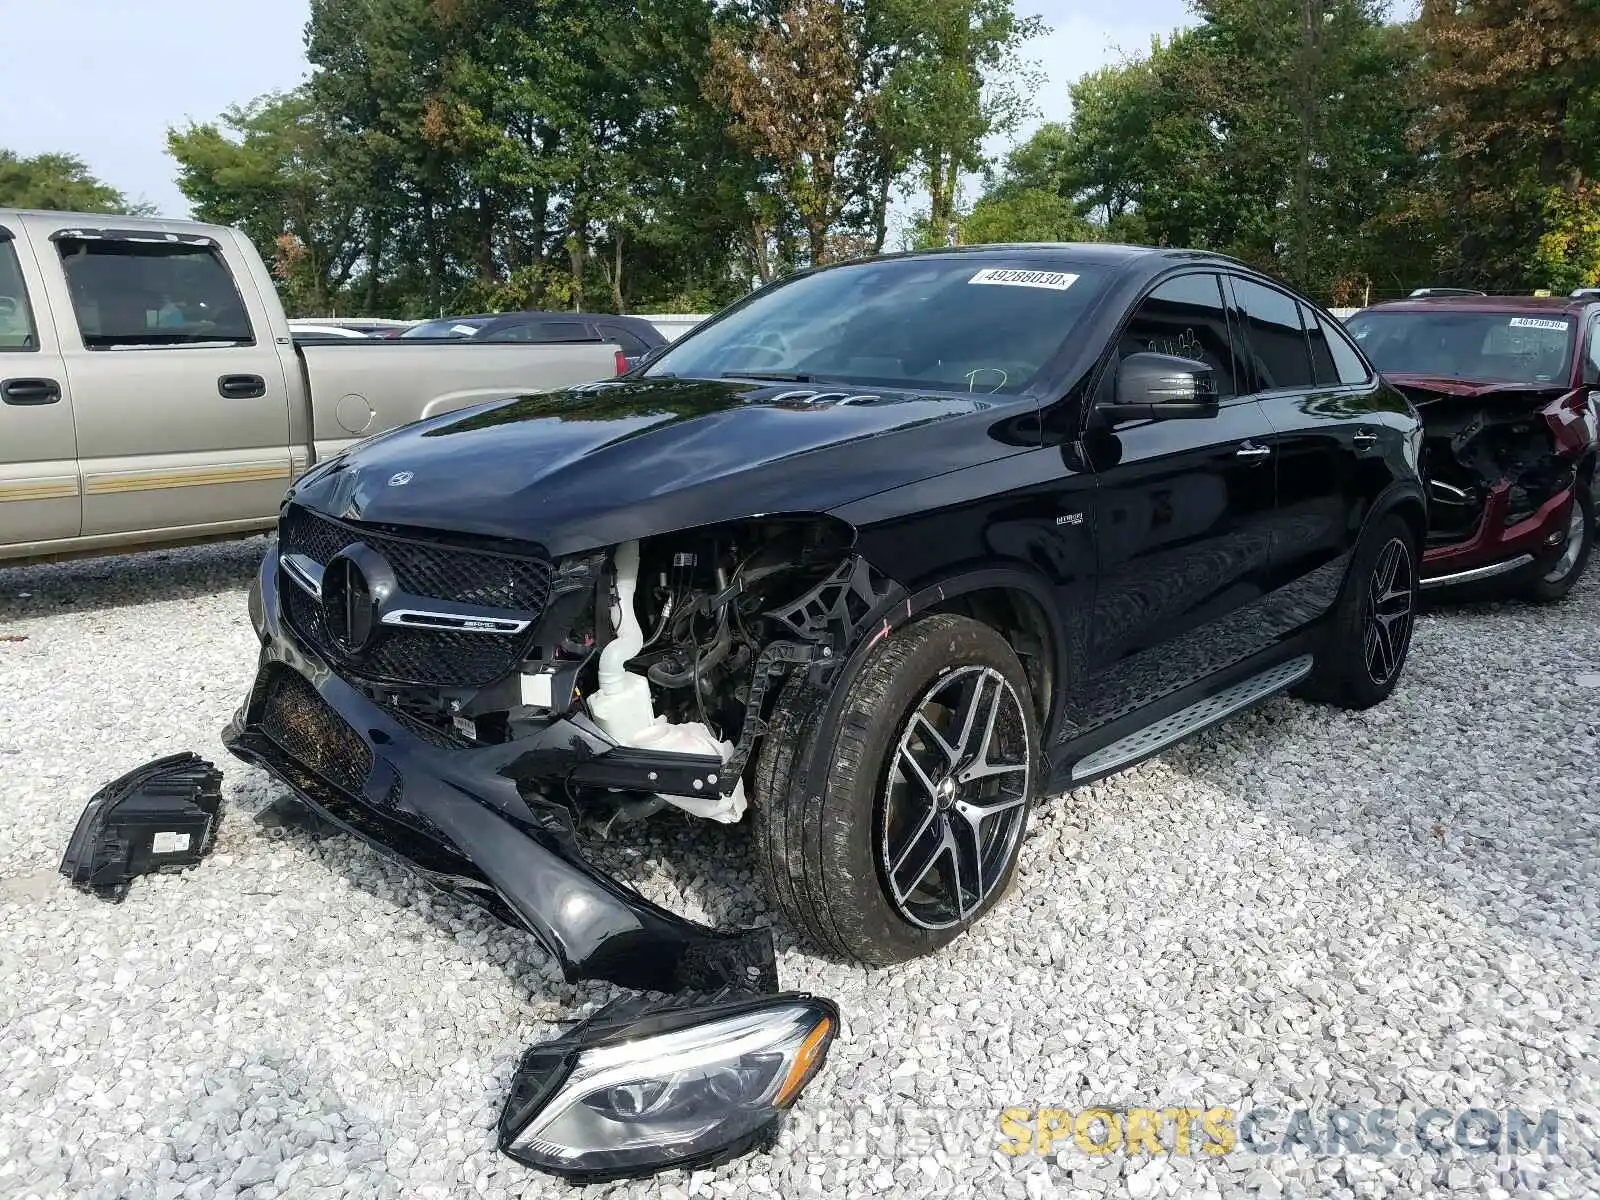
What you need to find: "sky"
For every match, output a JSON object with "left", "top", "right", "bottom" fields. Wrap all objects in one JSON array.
[{"left": 0, "top": 0, "right": 1192, "bottom": 220}]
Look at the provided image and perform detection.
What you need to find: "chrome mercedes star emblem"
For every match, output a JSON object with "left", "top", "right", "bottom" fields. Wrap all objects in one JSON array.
[
  {"left": 322, "top": 552, "right": 376, "bottom": 656},
  {"left": 387, "top": 471, "right": 414, "bottom": 487}
]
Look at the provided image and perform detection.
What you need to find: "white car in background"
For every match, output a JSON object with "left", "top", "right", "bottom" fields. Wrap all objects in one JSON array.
[{"left": 286, "top": 321, "right": 368, "bottom": 339}]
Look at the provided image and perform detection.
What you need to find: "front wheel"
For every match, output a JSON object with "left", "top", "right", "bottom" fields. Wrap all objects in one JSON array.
[
  {"left": 752, "top": 613, "right": 1039, "bottom": 966},
  {"left": 1298, "top": 514, "right": 1419, "bottom": 710},
  {"left": 1524, "top": 485, "right": 1594, "bottom": 604}
]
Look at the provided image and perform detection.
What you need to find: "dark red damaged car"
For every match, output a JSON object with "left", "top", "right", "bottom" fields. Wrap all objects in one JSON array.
[{"left": 1345, "top": 296, "right": 1599, "bottom": 600}]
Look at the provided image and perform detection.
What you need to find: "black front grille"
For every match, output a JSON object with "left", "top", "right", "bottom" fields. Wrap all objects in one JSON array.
[
  {"left": 387, "top": 703, "right": 474, "bottom": 750},
  {"left": 258, "top": 666, "right": 372, "bottom": 796},
  {"left": 278, "top": 504, "right": 554, "bottom": 689}
]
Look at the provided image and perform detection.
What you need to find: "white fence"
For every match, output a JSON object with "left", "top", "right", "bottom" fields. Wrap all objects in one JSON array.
[{"left": 637, "top": 313, "right": 709, "bottom": 341}]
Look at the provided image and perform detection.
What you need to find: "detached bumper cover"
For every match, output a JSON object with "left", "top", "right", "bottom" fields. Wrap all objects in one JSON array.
[{"left": 223, "top": 552, "right": 777, "bottom": 995}]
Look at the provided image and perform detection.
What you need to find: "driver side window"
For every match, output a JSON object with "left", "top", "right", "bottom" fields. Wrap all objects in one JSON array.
[
  {"left": 1119, "top": 273, "right": 1239, "bottom": 399},
  {"left": 0, "top": 234, "right": 39, "bottom": 351}
]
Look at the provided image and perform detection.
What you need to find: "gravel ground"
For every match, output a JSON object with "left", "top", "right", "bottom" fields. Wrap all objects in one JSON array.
[{"left": 1, "top": 540, "right": 1597, "bottom": 1200}]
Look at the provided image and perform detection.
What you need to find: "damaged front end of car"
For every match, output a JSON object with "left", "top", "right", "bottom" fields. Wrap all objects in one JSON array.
[
  {"left": 222, "top": 498, "right": 894, "bottom": 1178},
  {"left": 1394, "top": 377, "right": 1598, "bottom": 589}
]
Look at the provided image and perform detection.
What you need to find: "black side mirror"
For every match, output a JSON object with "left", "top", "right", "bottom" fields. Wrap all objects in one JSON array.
[{"left": 1100, "top": 352, "right": 1220, "bottom": 422}]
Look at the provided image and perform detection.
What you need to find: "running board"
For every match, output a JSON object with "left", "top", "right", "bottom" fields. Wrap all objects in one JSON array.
[
  {"left": 1069, "top": 654, "right": 1314, "bottom": 783},
  {"left": 1420, "top": 554, "right": 1533, "bottom": 590}
]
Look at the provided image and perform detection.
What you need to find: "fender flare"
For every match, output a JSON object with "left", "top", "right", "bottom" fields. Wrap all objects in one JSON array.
[
  {"left": 1361, "top": 478, "right": 1428, "bottom": 547},
  {"left": 797, "top": 563, "right": 1070, "bottom": 795}
]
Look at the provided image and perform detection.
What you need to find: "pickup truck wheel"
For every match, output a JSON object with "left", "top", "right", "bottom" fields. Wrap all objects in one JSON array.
[
  {"left": 751, "top": 613, "right": 1039, "bottom": 966},
  {"left": 1524, "top": 486, "right": 1594, "bottom": 603},
  {"left": 1296, "top": 514, "right": 1418, "bottom": 711}
]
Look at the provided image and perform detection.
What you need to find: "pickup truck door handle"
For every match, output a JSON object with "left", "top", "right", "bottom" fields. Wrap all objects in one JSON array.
[
  {"left": 1, "top": 377, "right": 62, "bottom": 405},
  {"left": 1352, "top": 429, "right": 1377, "bottom": 450},
  {"left": 1235, "top": 441, "right": 1272, "bottom": 459},
  {"left": 218, "top": 373, "right": 266, "bottom": 399}
]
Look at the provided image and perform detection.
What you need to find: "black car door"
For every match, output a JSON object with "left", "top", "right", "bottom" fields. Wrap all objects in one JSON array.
[
  {"left": 1228, "top": 273, "right": 1376, "bottom": 627},
  {"left": 1074, "top": 270, "right": 1281, "bottom": 731}
]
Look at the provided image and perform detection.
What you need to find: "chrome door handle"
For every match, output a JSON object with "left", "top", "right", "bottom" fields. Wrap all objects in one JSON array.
[
  {"left": 1235, "top": 442, "right": 1271, "bottom": 458},
  {"left": 1352, "top": 429, "right": 1377, "bottom": 449}
]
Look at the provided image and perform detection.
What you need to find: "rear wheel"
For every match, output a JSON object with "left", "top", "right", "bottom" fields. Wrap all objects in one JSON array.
[
  {"left": 1297, "top": 514, "right": 1418, "bottom": 710},
  {"left": 752, "top": 613, "right": 1039, "bottom": 965},
  {"left": 1524, "top": 486, "right": 1593, "bottom": 604}
]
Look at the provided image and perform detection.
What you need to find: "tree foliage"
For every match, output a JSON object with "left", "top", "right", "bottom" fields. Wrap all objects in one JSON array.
[
  {"left": 0, "top": 150, "right": 152, "bottom": 216},
  {"left": 1413, "top": 0, "right": 1600, "bottom": 290},
  {"left": 145, "top": 0, "right": 1600, "bottom": 312},
  {"left": 169, "top": 91, "right": 363, "bottom": 315},
  {"left": 706, "top": 0, "right": 875, "bottom": 271}
]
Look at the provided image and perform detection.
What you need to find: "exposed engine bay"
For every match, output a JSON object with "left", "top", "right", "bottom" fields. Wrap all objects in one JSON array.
[
  {"left": 1417, "top": 397, "right": 1578, "bottom": 544},
  {"left": 1397, "top": 384, "right": 1592, "bottom": 546},
  {"left": 459, "top": 516, "right": 885, "bottom": 826}
]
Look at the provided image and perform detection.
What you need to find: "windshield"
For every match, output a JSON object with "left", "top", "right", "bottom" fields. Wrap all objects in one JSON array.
[
  {"left": 402, "top": 317, "right": 490, "bottom": 339},
  {"left": 644, "top": 256, "right": 1107, "bottom": 394},
  {"left": 1344, "top": 310, "right": 1575, "bottom": 385}
]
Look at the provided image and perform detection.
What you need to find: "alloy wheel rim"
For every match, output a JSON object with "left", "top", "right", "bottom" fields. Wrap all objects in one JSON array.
[
  {"left": 1543, "top": 503, "right": 1588, "bottom": 582},
  {"left": 1363, "top": 538, "right": 1415, "bottom": 686},
  {"left": 878, "top": 665, "right": 1032, "bottom": 931}
]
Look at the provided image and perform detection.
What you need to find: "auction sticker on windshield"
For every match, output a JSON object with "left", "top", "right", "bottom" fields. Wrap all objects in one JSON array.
[
  {"left": 1508, "top": 318, "right": 1570, "bottom": 331},
  {"left": 969, "top": 268, "right": 1079, "bottom": 290}
]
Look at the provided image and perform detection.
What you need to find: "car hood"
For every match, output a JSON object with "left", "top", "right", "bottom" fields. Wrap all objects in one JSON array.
[
  {"left": 1385, "top": 373, "right": 1572, "bottom": 407},
  {"left": 288, "top": 377, "right": 1028, "bottom": 556}
]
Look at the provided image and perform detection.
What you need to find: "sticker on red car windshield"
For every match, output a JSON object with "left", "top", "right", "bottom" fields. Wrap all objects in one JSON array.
[
  {"left": 1508, "top": 318, "right": 1570, "bottom": 331},
  {"left": 968, "top": 268, "right": 1079, "bottom": 290}
]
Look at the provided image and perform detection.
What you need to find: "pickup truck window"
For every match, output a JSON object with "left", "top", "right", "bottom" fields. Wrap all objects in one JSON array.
[
  {"left": 55, "top": 238, "right": 255, "bottom": 349},
  {"left": 0, "top": 236, "right": 37, "bottom": 350},
  {"left": 480, "top": 318, "right": 597, "bottom": 344}
]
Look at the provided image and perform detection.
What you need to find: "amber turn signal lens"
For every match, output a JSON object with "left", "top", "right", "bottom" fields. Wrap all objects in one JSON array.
[{"left": 774, "top": 1014, "right": 833, "bottom": 1108}]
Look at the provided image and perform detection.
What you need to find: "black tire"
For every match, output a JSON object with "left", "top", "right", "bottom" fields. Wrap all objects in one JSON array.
[
  {"left": 1296, "top": 514, "right": 1418, "bottom": 710},
  {"left": 751, "top": 613, "right": 1040, "bottom": 965},
  {"left": 1524, "top": 485, "right": 1594, "bottom": 603}
]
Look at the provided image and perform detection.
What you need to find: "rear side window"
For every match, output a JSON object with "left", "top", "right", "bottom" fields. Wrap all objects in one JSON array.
[
  {"left": 480, "top": 319, "right": 597, "bottom": 344},
  {"left": 1303, "top": 303, "right": 1338, "bottom": 385},
  {"left": 1323, "top": 316, "right": 1372, "bottom": 385},
  {"left": 1118, "top": 272, "right": 1239, "bottom": 399},
  {"left": 596, "top": 323, "right": 649, "bottom": 356},
  {"left": 0, "top": 233, "right": 38, "bottom": 351},
  {"left": 1231, "top": 277, "right": 1313, "bottom": 390},
  {"left": 55, "top": 238, "right": 254, "bottom": 349}
]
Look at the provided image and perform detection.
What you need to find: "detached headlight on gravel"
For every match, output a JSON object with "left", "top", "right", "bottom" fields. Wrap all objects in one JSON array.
[{"left": 499, "top": 993, "right": 838, "bottom": 1182}]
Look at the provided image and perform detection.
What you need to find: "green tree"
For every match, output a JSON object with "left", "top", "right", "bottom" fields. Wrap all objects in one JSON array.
[
  {"left": 872, "top": 0, "right": 1044, "bottom": 245},
  {"left": 0, "top": 150, "right": 152, "bottom": 215},
  {"left": 956, "top": 187, "right": 1095, "bottom": 244},
  {"left": 1533, "top": 182, "right": 1600, "bottom": 293},
  {"left": 1416, "top": 0, "right": 1600, "bottom": 290},
  {"left": 981, "top": 4, "right": 1424, "bottom": 300},
  {"left": 168, "top": 90, "right": 364, "bottom": 315},
  {"left": 705, "top": 0, "right": 878, "bottom": 269}
]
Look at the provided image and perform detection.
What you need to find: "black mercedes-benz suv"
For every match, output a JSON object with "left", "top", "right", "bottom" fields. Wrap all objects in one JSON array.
[{"left": 226, "top": 243, "right": 1424, "bottom": 1002}]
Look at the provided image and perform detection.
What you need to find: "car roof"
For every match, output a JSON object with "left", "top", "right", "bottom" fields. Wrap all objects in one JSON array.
[
  {"left": 474, "top": 311, "right": 665, "bottom": 339},
  {"left": 1358, "top": 295, "right": 1596, "bottom": 318},
  {"left": 861, "top": 242, "right": 1205, "bottom": 267}
]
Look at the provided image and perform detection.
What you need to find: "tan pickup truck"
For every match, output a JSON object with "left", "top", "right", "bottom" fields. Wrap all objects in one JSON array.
[{"left": 0, "top": 210, "right": 623, "bottom": 564}]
